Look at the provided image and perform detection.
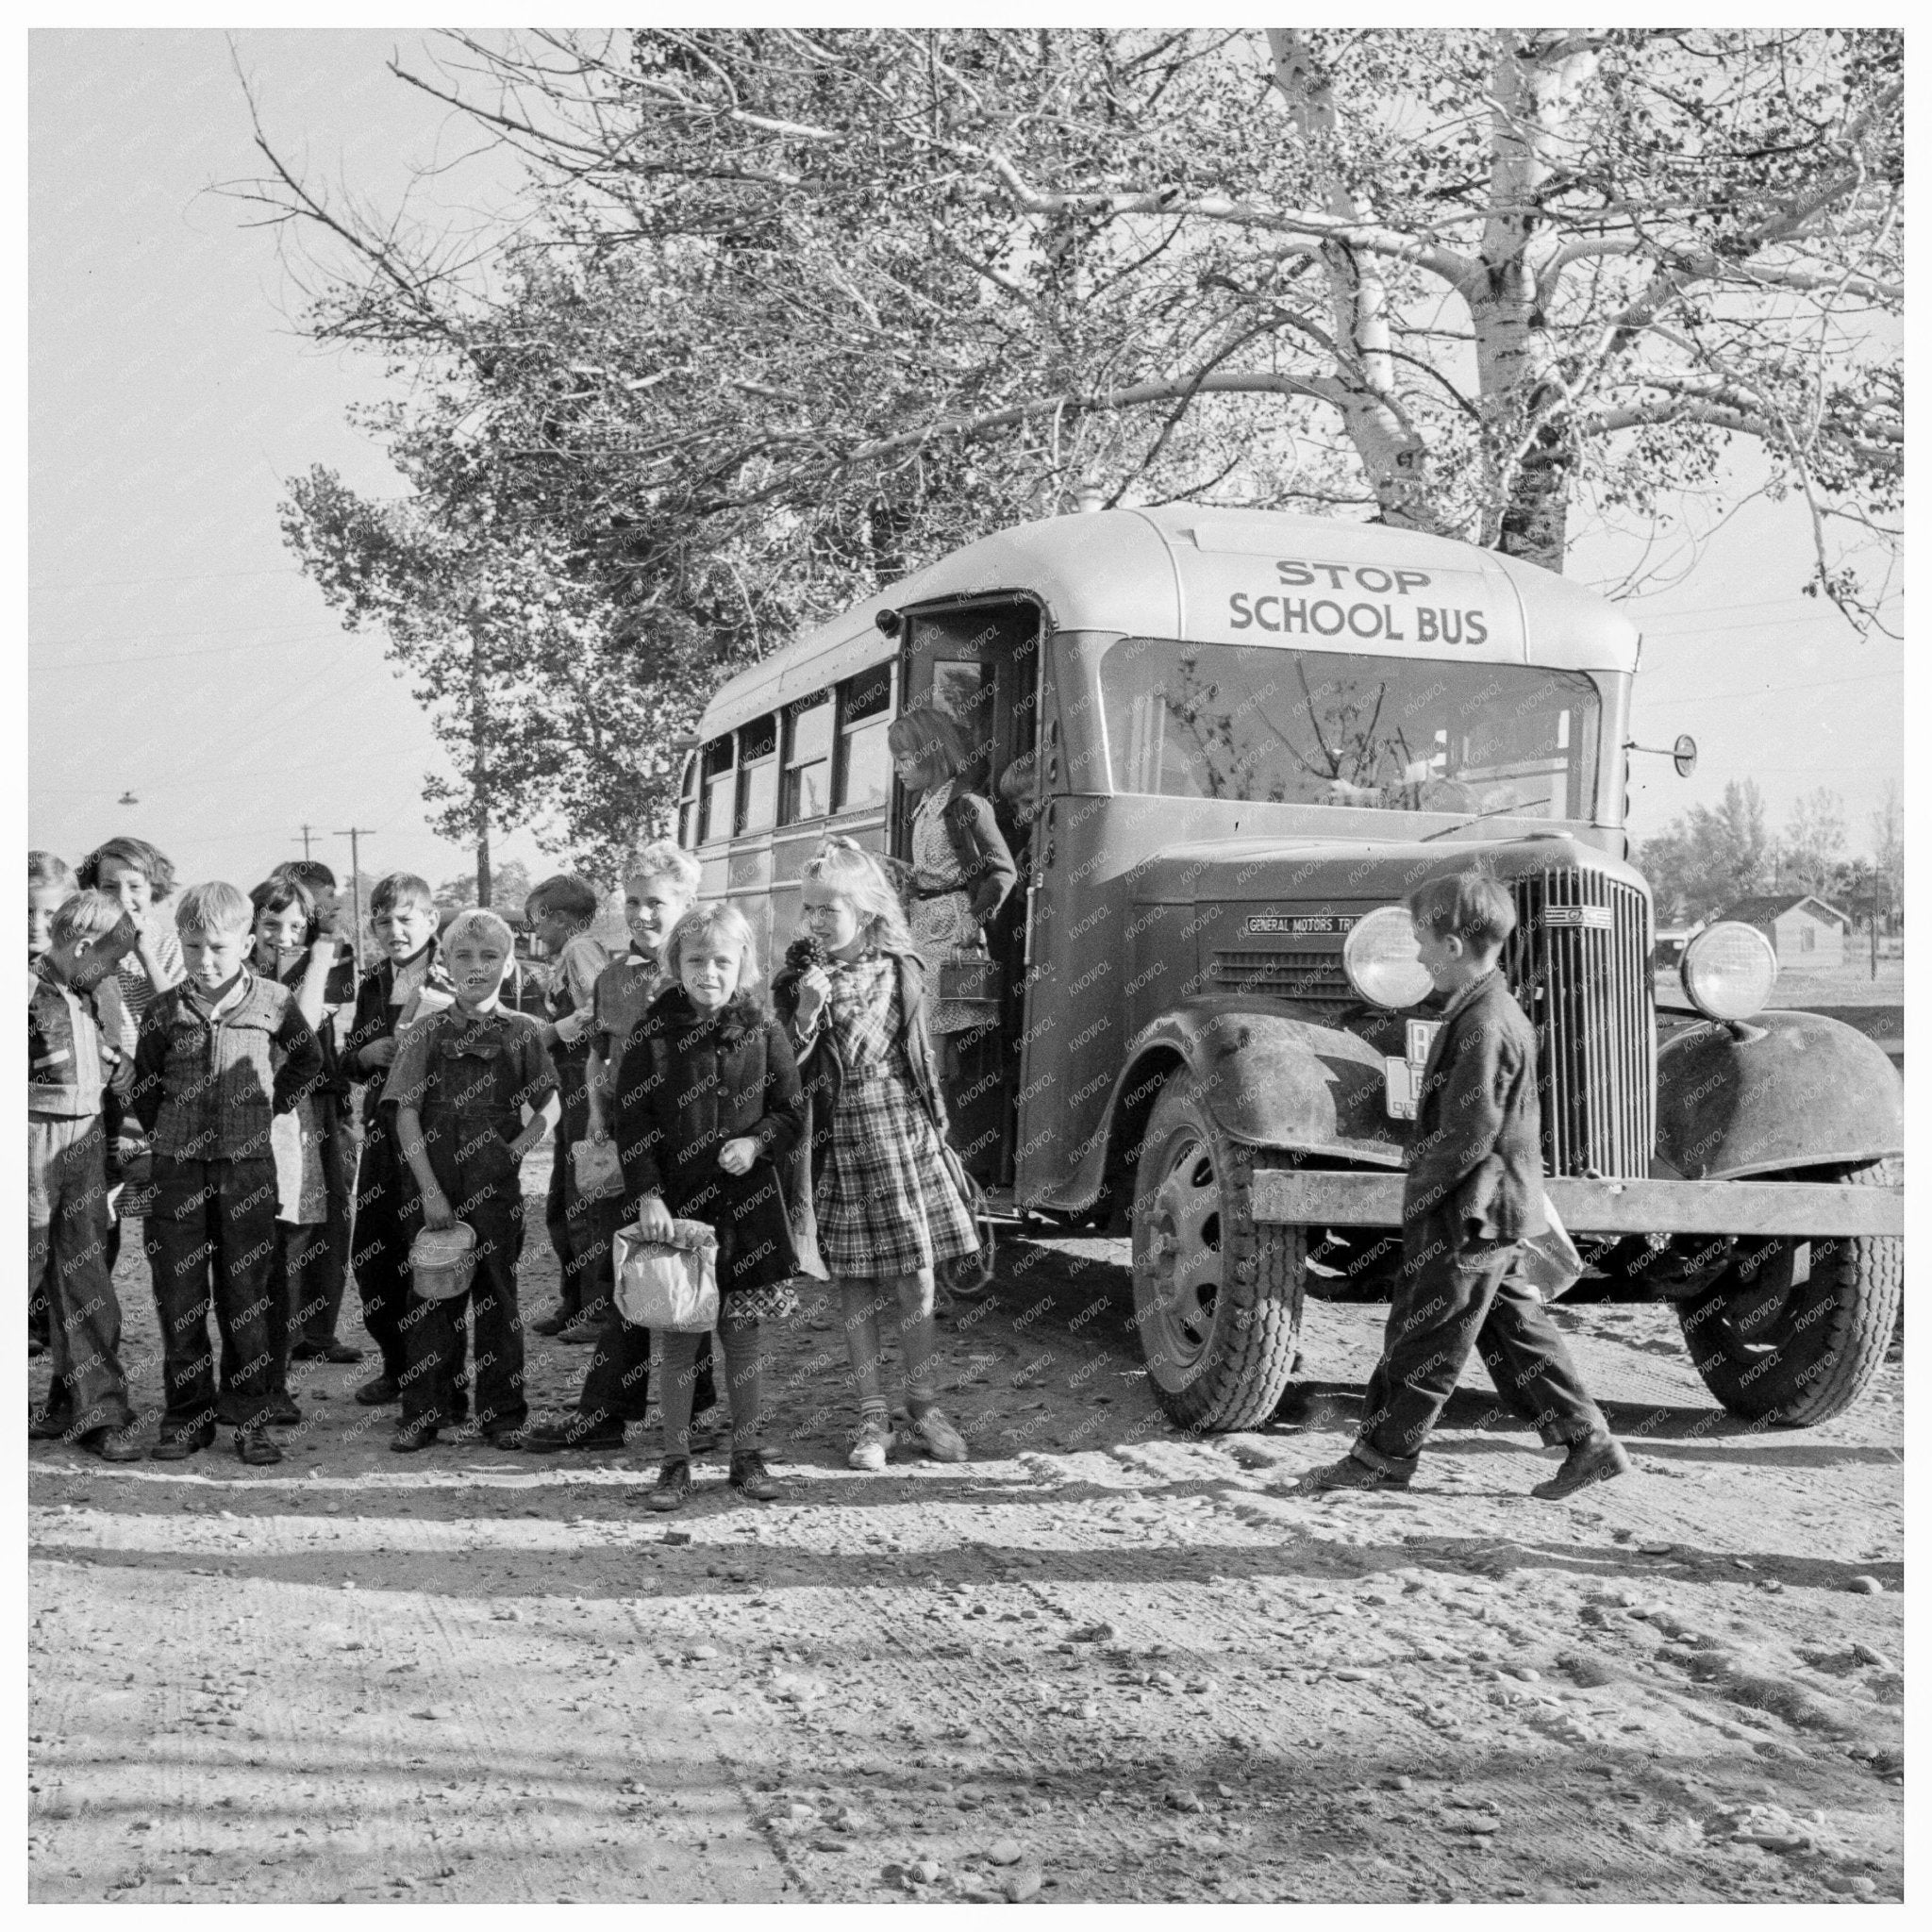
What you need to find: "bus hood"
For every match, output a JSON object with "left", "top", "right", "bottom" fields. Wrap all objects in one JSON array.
[{"left": 1128, "top": 830, "right": 1650, "bottom": 915}]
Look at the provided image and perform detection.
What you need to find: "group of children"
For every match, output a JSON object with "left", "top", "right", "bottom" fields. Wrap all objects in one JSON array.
[{"left": 27, "top": 832, "right": 985, "bottom": 1507}]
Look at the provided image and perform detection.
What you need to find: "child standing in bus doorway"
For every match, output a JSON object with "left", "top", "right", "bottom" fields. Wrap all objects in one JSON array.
[
  {"left": 774, "top": 838, "right": 980, "bottom": 1472},
  {"left": 521, "top": 874, "right": 612, "bottom": 1345},
  {"left": 1300, "top": 870, "right": 1632, "bottom": 1501},
  {"left": 887, "top": 708, "right": 1017, "bottom": 1059}
]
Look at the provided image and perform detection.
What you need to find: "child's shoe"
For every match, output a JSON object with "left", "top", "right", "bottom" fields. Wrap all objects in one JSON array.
[
  {"left": 236, "top": 1428, "right": 283, "bottom": 1468},
  {"left": 1531, "top": 1432, "right": 1632, "bottom": 1500},
  {"left": 847, "top": 1411, "right": 892, "bottom": 1473},
  {"left": 150, "top": 1423, "right": 215, "bottom": 1462},
  {"left": 390, "top": 1417, "right": 440, "bottom": 1455},
  {"left": 729, "top": 1448, "right": 781, "bottom": 1501},
  {"left": 902, "top": 1406, "right": 969, "bottom": 1463},
  {"left": 83, "top": 1426, "right": 144, "bottom": 1464},
  {"left": 354, "top": 1374, "right": 399, "bottom": 1407},
  {"left": 524, "top": 1415, "right": 625, "bottom": 1453},
  {"left": 646, "top": 1457, "right": 691, "bottom": 1511}
]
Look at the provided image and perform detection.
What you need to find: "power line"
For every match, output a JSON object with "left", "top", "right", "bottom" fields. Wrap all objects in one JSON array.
[{"left": 1634, "top": 668, "right": 1902, "bottom": 708}]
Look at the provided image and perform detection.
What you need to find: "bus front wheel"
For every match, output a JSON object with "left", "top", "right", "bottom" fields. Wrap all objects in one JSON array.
[{"left": 1130, "top": 1070, "right": 1305, "bottom": 1432}]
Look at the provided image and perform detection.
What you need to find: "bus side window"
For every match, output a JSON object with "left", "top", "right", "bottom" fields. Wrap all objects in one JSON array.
[
  {"left": 699, "top": 731, "right": 735, "bottom": 844},
  {"left": 736, "top": 712, "right": 779, "bottom": 835},
  {"left": 676, "top": 751, "right": 699, "bottom": 850},
  {"left": 835, "top": 663, "right": 894, "bottom": 811},
  {"left": 781, "top": 692, "right": 833, "bottom": 823}
]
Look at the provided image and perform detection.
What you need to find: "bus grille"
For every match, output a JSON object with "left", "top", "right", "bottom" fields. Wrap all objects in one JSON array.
[
  {"left": 1504, "top": 870, "right": 1654, "bottom": 1179},
  {"left": 1209, "top": 949, "right": 1349, "bottom": 1002}
]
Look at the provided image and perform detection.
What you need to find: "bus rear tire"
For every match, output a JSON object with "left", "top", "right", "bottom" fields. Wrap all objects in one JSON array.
[
  {"left": 1675, "top": 1159, "right": 1902, "bottom": 1427},
  {"left": 1130, "top": 1070, "right": 1304, "bottom": 1433}
]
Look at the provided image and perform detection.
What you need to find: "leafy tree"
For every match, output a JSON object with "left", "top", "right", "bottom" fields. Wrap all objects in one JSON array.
[
  {"left": 1780, "top": 786, "right": 1848, "bottom": 900},
  {"left": 1639, "top": 777, "right": 1769, "bottom": 924},
  {"left": 282, "top": 467, "right": 703, "bottom": 890},
  {"left": 434, "top": 858, "right": 533, "bottom": 917},
  {"left": 236, "top": 28, "right": 1903, "bottom": 855}
]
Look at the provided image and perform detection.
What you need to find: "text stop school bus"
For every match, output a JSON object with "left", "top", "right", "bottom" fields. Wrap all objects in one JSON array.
[{"left": 677, "top": 506, "right": 1903, "bottom": 1433}]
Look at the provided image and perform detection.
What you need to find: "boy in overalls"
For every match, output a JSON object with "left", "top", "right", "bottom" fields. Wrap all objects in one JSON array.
[{"left": 385, "top": 908, "right": 558, "bottom": 1452}]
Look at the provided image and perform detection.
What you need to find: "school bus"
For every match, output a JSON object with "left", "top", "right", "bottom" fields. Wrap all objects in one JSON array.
[{"left": 679, "top": 507, "right": 1903, "bottom": 1433}]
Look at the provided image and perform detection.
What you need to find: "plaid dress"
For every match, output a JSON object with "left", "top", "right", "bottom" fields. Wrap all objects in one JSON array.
[{"left": 816, "top": 954, "right": 978, "bottom": 1278}]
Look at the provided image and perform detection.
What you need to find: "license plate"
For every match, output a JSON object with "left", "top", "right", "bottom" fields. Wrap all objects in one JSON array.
[{"left": 1384, "top": 1020, "right": 1442, "bottom": 1121}]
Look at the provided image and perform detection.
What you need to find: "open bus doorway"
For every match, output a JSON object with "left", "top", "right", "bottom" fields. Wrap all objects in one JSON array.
[{"left": 893, "top": 598, "right": 1042, "bottom": 1191}]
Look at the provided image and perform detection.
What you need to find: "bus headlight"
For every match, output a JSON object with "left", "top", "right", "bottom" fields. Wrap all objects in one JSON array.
[
  {"left": 1680, "top": 921, "right": 1777, "bottom": 1022},
  {"left": 1343, "top": 905, "right": 1434, "bottom": 1008}
]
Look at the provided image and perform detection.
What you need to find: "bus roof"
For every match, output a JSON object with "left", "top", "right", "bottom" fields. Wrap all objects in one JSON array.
[{"left": 698, "top": 506, "right": 1641, "bottom": 739}]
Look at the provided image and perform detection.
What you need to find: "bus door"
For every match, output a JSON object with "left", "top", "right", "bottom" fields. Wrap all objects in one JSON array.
[{"left": 896, "top": 598, "right": 1043, "bottom": 1188}]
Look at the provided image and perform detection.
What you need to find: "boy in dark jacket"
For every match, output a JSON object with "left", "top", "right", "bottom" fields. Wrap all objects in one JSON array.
[
  {"left": 29, "top": 885, "right": 142, "bottom": 1458},
  {"left": 522, "top": 874, "right": 611, "bottom": 1343},
  {"left": 525, "top": 842, "right": 715, "bottom": 1452},
  {"left": 338, "top": 873, "right": 449, "bottom": 1407},
  {"left": 130, "top": 881, "right": 324, "bottom": 1465},
  {"left": 1303, "top": 871, "right": 1630, "bottom": 1501}
]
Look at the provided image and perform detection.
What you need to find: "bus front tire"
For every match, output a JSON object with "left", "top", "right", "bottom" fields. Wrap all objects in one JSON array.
[
  {"left": 1130, "top": 1070, "right": 1305, "bottom": 1433},
  {"left": 1675, "top": 1158, "right": 1902, "bottom": 1427}
]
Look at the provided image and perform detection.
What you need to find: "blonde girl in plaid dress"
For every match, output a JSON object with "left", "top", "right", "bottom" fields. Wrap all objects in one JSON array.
[{"left": 774, "top": 839, "right": 978, "bottom": 1473}]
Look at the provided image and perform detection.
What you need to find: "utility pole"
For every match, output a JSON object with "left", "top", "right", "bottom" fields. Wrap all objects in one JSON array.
[
  {"left": 292, "top": 824, "right": 317, "bottom": 862},
  {"left": 334, "top": 827, "right": 378, "bottom": 973}
]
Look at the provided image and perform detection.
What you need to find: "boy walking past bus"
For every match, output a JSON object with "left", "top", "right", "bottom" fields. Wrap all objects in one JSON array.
[
  {"left": 340, "top": 874, "right": 450, "bottom": 1408},
  {"left": 29, "top": 883, "right": 142, "bottom": 1459},
  {"left": 1302, "top": 871, "right": 1631, "bottom": 1500},
  {"left": 385, "top": 908, "right": 558, "bottom": 1452},
  {"left": 130, "top": 882, "right": 324, "bottom": 1465}
]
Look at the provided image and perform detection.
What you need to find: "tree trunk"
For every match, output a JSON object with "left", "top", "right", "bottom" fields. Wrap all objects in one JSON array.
[
  {"left": 1267, "top": 31, "right": 1439, "bottom": 534},
  {"left": 1472, "top": 30, "right": 1600, "bottom": 571}
]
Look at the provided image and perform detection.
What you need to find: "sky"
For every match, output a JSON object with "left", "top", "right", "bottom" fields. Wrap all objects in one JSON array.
[{"left": 27, "top": 28, "right": 1906, "bottom": 900}]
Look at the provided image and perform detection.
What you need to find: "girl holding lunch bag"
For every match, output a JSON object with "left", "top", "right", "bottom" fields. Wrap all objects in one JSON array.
[{"left": 613, "top": 902, "right": 804, "bottom": 1510}]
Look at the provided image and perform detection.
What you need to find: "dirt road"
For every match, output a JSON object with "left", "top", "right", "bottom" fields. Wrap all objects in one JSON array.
[{"left": 29, "top": 1208, "right": 1903, "bottom": 1903}]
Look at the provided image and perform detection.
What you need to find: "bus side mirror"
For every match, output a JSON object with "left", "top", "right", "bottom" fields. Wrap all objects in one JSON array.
[{"left": 1625, "top": 734, "right": 1698, "bottom": 779}]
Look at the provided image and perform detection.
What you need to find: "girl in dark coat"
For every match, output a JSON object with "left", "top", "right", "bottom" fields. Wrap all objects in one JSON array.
[{"left": 614, "top": 902, "right": 803, "bottom": 1508}]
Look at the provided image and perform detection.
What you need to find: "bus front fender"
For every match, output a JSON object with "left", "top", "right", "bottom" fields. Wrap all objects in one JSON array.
[
  {"left": 1077, "top": 1004, "right": 1406, "bottom": 1208},
  {"left": 1657, "top": 1008, "right": 1904, "bottom": 1180}
]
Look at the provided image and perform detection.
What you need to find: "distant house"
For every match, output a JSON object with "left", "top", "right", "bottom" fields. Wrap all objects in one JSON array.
[{"left": 1720, "top": 893, "right": 1852, "bottom": 967}]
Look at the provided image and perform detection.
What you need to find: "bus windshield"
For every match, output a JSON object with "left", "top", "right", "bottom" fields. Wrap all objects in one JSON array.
[{"left": 1098, "top": 638, "right": 1601, "bottom": 821}]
